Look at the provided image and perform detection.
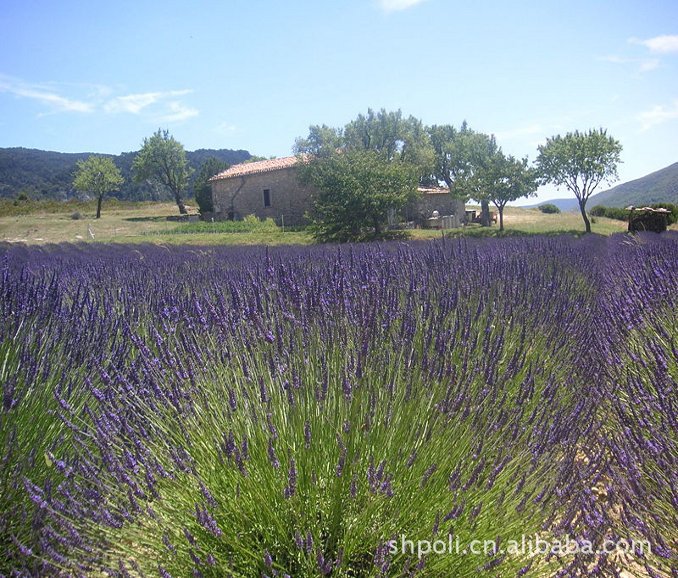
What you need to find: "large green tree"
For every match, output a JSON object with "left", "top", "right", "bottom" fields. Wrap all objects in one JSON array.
[
  {"left": 132, "top": 129, "right": 193, "bottom": 214},
  {"left": 193, "top": 157, "right": 229, "bottom": 214},
  {"left": 295, "top": 109, "right": 432, "bottom": 240},
  {"left": 428, "top": 123, "right": 498, "bottom": 225},
  {"left": 293, "top": 124, "right": 343, "bottom": 158},
  {"left": 298, "top": 149, "right": 418, "bottom": 242},
  {"left": 535, "top": 129, "right": 623, "bottom": 232},
  {"left": 295, "top": 108, "right": 434, "bottom": 181},
  {"left": 72, "top": 155, "right": 124, "bottom": 219},
  {"left": 482, "top": 153, "right": 538, "bottom": 231},
  {"left": 342, "top": 108, "right": 434, "bottom": 177}
]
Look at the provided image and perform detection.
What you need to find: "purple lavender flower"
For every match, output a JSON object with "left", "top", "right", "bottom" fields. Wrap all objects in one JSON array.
[
  {"left": 263, "top": 549, "right": 273, "bottom": 569},
  {"left": 268, "top": 438, "right": 280, "bottom": 469},
  {"left": 284, "top": 457, "right": 297, "bottom": 499},
  {"left": 304, "top": 420, "right": 312, "bottom": 449}
]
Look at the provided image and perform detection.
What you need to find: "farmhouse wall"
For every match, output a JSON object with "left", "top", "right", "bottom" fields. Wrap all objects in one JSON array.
[
  {"left": 211, "top": 167, "right": 313, "bottom": 226},
  {"left": 406, "top": 191, "right": 466, "bottom": 225}
]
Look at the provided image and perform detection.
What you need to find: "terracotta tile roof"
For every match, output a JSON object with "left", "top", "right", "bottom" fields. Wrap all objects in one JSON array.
[{"left": 210, "top": 155, "right": 301, "bottom": 180}]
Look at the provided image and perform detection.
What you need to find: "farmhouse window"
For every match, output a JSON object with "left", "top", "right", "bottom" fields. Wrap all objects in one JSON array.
[{"left": 263, "top": 189, "right": 271, "bottom": 207}]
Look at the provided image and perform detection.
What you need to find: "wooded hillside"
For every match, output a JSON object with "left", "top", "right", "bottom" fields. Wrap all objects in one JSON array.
[
  {"left": 0, "top": 147, "right": 252, "bottom": 201},
  {"left": 590, "top": 161, "right": 678, "bottom": 207}
]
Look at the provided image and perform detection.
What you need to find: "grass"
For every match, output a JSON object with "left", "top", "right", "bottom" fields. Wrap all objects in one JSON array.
[
  {"left": 410, "top": 206, "right": 631, "bottom": 240},
  {"left": 1, "top": 200, "right": 673, "bottom": 246}
]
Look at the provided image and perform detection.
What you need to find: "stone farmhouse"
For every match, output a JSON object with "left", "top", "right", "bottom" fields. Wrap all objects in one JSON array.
[
  {"left": 208, "top": 156, "right": 311, "bottom": 226},
  {"left": 208, "top": 155, "right": 465, "bottom": 227}
]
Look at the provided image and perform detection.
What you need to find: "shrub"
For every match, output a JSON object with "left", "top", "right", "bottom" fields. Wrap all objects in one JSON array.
[
  {"left": 588, "top": 203, "right": 677, "bottom": 224},
  {"left": 649, "top": 203, "right": 678, "bottom": 225},
  {"left": 607, "top": 207, "right": 630, "bottom": 221},
  {"left": 538, "top": 203, "right": 560, "bottom": 214},
  {"left": 160, "top": 214, "right": 281, "bottom": 236},
  {"left": 70, "top": 211, "right": 82, "bottom": 220},
  {"left": 588, "top": 205, "right": 629, "bottom": 221},
  {"left": 243, "top": 213, "right": 278, "bottom": 230}
]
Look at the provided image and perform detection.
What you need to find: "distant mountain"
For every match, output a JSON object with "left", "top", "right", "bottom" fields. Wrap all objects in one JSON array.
[
  {"left": 588, "top": 162, "right": 678, "bottom": 208},
  {"left": 522, "top": 198, "right": 580, "bottom": 211},
  {"left": 0, "top": 147, "right": 252, "bottom": 201},
  {"left": 521, "top": 162, "right": 678, "bottom": 212}
]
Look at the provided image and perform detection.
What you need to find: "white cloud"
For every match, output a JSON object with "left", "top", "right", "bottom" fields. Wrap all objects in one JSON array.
[
  {"left": 631, "top": 35, "right": 678, "bottom": 54},
  {"left": 638, "top": 99, "right": 678, "bottom": 130},
  {"left": 601, "top": 55, "right": 660, "bottom": 72},
  {"left": 104, "top": 89, "right": 193, "bottom": 114},
  {"left": 378, "top": 0, "right": 427, "bottom": 12},
  {"left": 215, "top": 122, "right": 237, "bottom": 134},
  {"left": 0, "top": 75, "right": 93, "bottom": 113},
  {"left": 156, "top": 101, "right": 199, "bottom": 123},
  {"left": 0, "top": 74, "right": 198, "bottom": 122},
  {"left": 104, "top": 92, "right": 162, "bottom": 114}
]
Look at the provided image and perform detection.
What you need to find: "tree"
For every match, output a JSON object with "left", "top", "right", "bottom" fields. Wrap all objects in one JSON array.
[
  {"left": 193, "top": 157, "right": 229, "bottom": 214},
  {"left": 342, "top": 109, "right": 434, "bottom": 179},
  {"left": 72, "top": 156, "right": 124, "bottom": 219},
  {"left": 297, "top": 150, "right": 418, "bottom": 242},
  {"left": 482, "top": 153, "right": 538, "bottom": 231},
  {"left": 535, "top": 129, "right": 622, "bottom": 233},
  {"left": 293, "top": 124, "right": 343, "bottom": 158},
  {"left": 295, "top": 109, "right": 434, "bottom": 181},
  {"left": 294, "top": 109, "right": 431, "bottom": 240},
  {"left": 429, "top": 123, "right": 498, "bottom": 225},
  {"left": 132, "top": 129, "right": 193, "bottom": 214}
]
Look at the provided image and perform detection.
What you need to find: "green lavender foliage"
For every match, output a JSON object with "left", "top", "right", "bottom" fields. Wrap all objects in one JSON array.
[{"left": 0, "top": 233, "right": 676, "bottom": 577}]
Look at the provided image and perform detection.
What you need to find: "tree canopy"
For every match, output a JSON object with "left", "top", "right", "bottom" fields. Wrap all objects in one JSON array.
[
  {"left": 428, "top": 123, "right": 537, "bottom": 226},
  {"left": 132, "top": 129, "right": 193, "bottom": 214},
  {"left": 296, "top": 112, "right": 625, "bottom": 236},
  {"left": 536, "top": 129, "right": 622, "bottom": 232},
  {"left": 72, "top": 155, "right": 124, "bottom": 219},
  {"left": 482, "top": 153, "right": 538, "bottom": 230},
  {"left": 295, "top": 108, "right": 434, "bottom": 182},
  {"left": 428, "top": 122, "right": 496, "bottom": 198},
  {"left": 297, "top": 149, "right": 418, "bottom": 242},
  {"left": 295, "top": 109, "right": 432, "bottom": 241}
]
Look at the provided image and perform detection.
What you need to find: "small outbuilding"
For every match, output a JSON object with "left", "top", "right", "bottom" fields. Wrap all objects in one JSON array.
[{"left": 626, "top": 206, "right": 670, "bottom": 233}]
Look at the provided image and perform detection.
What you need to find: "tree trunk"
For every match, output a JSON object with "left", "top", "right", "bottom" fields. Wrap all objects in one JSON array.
[
  {"left": 579, "top": 200, "right": 591, "bottom": 233},
  {"left": 96, "top": 195, "right": 103, "bottom": 219},
  {"left": 175, "top": 193, "right": 187, "bottom": 215},
  {"left": 480, "top": 200, "right": 490, "bottom": 227},
  {"left": 498, "top": 207, "right": 504, "bottom": 231},
  {"left": 373, "top": 216, "right": 382, "bottom": 237}
]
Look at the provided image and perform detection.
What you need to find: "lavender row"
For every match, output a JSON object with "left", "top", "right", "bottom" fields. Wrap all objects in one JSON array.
[{"left": 0, "top": 233, "right": 676, "bottom": 577}]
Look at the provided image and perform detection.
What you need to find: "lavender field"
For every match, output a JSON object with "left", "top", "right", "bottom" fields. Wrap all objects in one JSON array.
[{"left": 1, "top": 234, "right": 676, "bottom": 577}]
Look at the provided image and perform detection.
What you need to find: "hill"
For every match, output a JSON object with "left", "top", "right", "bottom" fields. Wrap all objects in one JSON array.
[
  {"left": 0, "top": 147, "right": 252, "bottom": 201},
  {"left": 589, "top": 162, "right": 678, "bottom": 208},
  {"left": 522, "top": 198, "right": 580, "bottom": 211},
  {"left": 522, "top": 161, "right": 678, "bottom": 211}
]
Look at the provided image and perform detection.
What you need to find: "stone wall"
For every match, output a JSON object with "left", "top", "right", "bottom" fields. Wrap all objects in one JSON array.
[
  {"left": 628, "top": 209, "right": 668, "bottom": 233},
  {"left": 211, "top": 167, "right": 313, "bottom": 226},
  {"left": 405, "top": 192, "right": 466, "bottom": 226}
]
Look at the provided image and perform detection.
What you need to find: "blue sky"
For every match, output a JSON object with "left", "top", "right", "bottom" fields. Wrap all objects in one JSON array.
[{"left": 1, "top": 0, "right": 677, "bottom": 203}]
